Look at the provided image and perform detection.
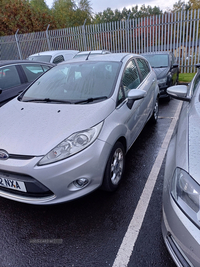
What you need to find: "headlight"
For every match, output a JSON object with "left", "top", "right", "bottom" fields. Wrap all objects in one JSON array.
[
  {"left": 158, "top": 77, "right": 167, "bottom": 84},
  {"left": 171, "top": 168, "right": 200, "bottom": 227},
  {"left": 38, "top": 121, "right": 103, "bottom": 165}
]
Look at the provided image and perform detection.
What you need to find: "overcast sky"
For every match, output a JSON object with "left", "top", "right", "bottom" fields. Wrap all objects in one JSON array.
[{"left": 45, "top": 0, "right": 176, "bottom": 13}]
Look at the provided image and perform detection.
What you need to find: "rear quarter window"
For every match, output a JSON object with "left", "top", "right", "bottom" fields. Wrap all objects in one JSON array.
[{"left": 21, "top": 64, "right": 51, "bottom": 82}]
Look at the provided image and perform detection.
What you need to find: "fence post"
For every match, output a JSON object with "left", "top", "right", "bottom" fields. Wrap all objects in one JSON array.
[
  {"left": 82, "top": 19, "right": 87, "bottom": 51},
  {"left": 46, "top": 24, "right": 51, "bottom": 50},
  {"left": 15, "top": 29, "right": 22, "bottom": 59},
  {"left": 126, "top": 13, "right": 131, "bottom": 52}
]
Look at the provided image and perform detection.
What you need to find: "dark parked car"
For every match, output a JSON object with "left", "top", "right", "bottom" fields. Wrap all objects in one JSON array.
[
  {"left": 162, "top": 64, "right": 200, "bottom": 266},
  {"left": 0, "top": 60, "right": 54, "bottom": 106},
  {"left": 141, "top": 51, "right": 179, "bottom": 99}
]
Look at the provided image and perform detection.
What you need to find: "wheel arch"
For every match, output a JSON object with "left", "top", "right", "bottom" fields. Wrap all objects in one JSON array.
[{"left": 116, "top": 136, "right": 127, "bottom": 153}]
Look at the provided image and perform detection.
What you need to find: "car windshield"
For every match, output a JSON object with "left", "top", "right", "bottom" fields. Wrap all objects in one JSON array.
[
  {"left": 143, "top": 54, "right": 169, "bottom": 68},
  {"left": 21, "top": 61, "right": 120, "bottom": 103},
  {"left": 28, "top": 55, "right": 52, "bottom": 62}
]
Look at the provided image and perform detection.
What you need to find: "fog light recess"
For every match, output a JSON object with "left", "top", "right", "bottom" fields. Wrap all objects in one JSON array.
[{"left": 73, "top": 178, "right": 89, "bottom": 188}]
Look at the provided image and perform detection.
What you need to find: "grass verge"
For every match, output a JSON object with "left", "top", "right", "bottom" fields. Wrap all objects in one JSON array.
[{"left": 179, "top": 73, "right": 195, "bottom": 83}]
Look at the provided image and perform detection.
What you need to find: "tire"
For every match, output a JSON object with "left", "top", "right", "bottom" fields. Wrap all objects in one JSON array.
[
  {"left": 101, "top": 142, "right": 125, "bottom": 192},
  {"left": 166, "top": 81, "right": 173, "bottom": 101},
  {"left": 150, "top": 97, "right": 159, "bottom": 124},
  {"left": 166, "top": 95, "right": 171, "bottom": 102},
  {"left": 176, "top": 75, "right": 179, "bottom": 85}
]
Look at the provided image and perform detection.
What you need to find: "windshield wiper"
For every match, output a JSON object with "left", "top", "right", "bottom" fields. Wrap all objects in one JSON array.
[
  {"left": 74, "top": 96, "right": 108, "bottom": 104},
  {"left": 22, "top": 98, "right": 72, "bottom": 104}
]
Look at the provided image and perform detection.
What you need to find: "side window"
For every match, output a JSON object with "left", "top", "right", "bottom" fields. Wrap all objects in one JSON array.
[
  {"left": 21, "top": 64, "right": 48, "bottom": 82},
  {"left": 136, "top": 58, "right": 150, "bottom": 80},
  {"left": 192, "top": 72, "right": 200, "bottom": 94},
  {"left": 122, "top": 60, "right": 141, "bottom": 97},
  {"left": 53, "top": 55, "right": 64, "bottom": 64},
  {"left": 0, "top": 65, "right": 21, "bottom": 90},
  {"left": 117, "top": 60, "right": 140, "bottom": 105}
]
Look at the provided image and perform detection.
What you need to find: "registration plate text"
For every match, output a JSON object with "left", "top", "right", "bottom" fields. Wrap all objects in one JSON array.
[{"left": 0, "top": 177, "right": 27, "bottom": 192}]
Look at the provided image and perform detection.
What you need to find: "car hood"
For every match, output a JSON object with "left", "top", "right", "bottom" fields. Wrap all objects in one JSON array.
[
  {"left": 0, "top": 98, "right": 115, "bottom": 156},
  {"left": 153, "top": 67, "right": 169, "bottom": 79},
  {"left": 188, "top": 96, "right": 200, "bottom": 182}
]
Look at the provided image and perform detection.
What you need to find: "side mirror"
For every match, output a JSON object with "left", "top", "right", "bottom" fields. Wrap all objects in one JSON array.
[
  {"left": 0, "top": 89, "right": 2, "bottom": 94},
  {"left": 172, "top": 63, "right": 179, "bottom": 69},
  {"left": 167, "top": 85, "right": 190, "bottom": 102},
  {"left": 127, "top": 89, "right": 146, "bottom": 109}
]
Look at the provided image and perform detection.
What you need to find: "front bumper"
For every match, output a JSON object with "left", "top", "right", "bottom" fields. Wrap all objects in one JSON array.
[
  {"left": 0, "top": 139, "right": 111, "bottom": 205},
  {"left": 162, "top": 194, "right": 200, "bottom": 267}
]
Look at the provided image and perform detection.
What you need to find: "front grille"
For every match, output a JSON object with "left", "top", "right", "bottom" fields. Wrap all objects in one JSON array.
[
  {"left": 8, "top": 154, "right": 34, "bottom": 160},
  {"left": 0, "top": 170, "right": 53, "bottom": 198}
]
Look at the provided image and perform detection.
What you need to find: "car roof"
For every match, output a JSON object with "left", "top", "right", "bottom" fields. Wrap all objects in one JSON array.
[
  {"left": 76, "top": 50, "right": 111, "bottom": 55},
  {"left": 63, "top": 53, "right": 143, "bottom": 64},
  {"left": 73, "top": 50, "right": 111, "bottom": 58},
  {"left": 141, "top": 51, "right": 171, "bottom": 56},
  {"left": 29, "top": 50, "right": 79, "bottom": 57},
  {"left": 0, "top": 60, "right": 55, "bottom": 67}
]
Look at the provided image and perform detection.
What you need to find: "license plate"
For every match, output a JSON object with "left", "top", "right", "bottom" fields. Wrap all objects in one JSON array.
[{"left": 0, "top": 177, "right": 27, "bottom": 192}]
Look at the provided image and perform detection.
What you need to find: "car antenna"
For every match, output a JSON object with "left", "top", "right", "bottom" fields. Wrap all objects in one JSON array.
[{"left": 85, "top": 51, "right": 91, "bottom": 61}]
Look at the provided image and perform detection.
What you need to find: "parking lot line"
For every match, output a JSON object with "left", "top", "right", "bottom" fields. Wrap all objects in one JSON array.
[{"left": 112, "top": 101, "right": 183, "bottom": 267}]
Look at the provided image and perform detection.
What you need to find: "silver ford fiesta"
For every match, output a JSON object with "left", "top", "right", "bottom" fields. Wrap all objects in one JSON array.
[
  {"left": 162, "top": 65, "right": 200, "bottom": 266},
  {"left": 0, "top": 53, "right": 159, "bottom": 205}
]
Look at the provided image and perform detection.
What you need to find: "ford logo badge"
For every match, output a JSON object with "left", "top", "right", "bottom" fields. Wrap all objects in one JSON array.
[{"left": 0, "top": 150, "right": 9, "bottom": 160}]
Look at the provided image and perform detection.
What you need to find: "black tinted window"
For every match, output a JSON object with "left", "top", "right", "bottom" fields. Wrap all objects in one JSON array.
[
  {"left": 0, "top": 65, "right": 21, "bottom": 90},
  {"left": 53, "top": 55, "right": 64, "bottom": 64}
]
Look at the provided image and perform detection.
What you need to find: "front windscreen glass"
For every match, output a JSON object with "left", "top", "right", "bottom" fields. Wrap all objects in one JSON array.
[
  {"left": 28, "top": 55, "right": 52, "bottom": 62},
  {"left": 21, "top": 61, "right": 120, "bottom": 103},
  {"left": 143, "top": 54, "right": 169, "bottom": 68}
]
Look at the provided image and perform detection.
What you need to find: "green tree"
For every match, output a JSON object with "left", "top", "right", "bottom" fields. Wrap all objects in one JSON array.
[
  {"left": 74, "top": 0, "right": 93, "bottom": 25},
  {"left": 93, "top": 5, "right": 163, "bottom": 24},
  {"left": 52, "top": 0, "right": 77, "bottom": 28},
  {"left": 189, "top": 0, "right": 200, "bottom": 9},
  {"left": 29, "top": 0, "right": 50, "bottom": 13},
  {"left": 0, "top": 0, "right": 57, "bottom": 36},
  {"left": 137, "top": 5, "right": 162, "bottom": 17},
  {"left": 93, "top": 8, "right": 119, "bottom": 24},
  {"left": 169, "top": 0, "right": 191, "bottom": 12}
]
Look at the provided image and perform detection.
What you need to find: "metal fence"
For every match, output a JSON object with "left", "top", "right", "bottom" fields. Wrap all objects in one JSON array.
[{"left": 1, "top": 9, "right": 200, "bottom": 73}]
